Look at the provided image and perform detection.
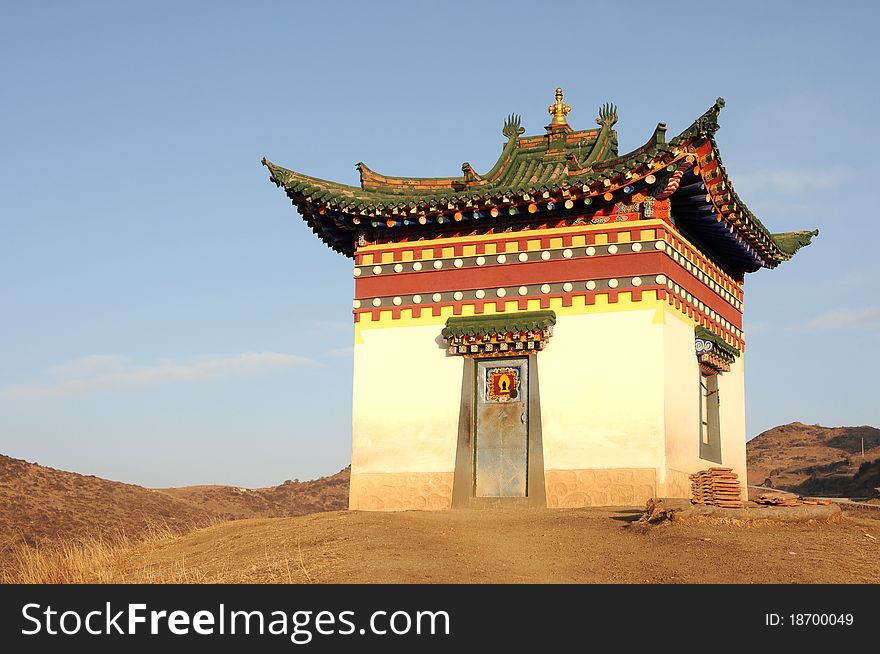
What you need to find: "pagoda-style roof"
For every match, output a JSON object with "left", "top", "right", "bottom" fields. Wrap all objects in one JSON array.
[{"left": 263, "top": 91, "right": 817, "bottom": 277}]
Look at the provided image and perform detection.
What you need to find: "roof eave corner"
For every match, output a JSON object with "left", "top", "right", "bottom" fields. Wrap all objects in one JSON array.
[
  {"left": 773, "top": 228, "right": 820, "bottom": 260},
  {"left": 355, "top": 161, "right": 371, "bottom": 189},
  {"left": 681, "top": 97, "right": 726, "bottom": 141},
  {"left": 261, "top": 157, "right": 287, "bottom": 188}
]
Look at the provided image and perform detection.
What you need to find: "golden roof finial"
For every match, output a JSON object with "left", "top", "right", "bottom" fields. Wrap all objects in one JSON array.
[{"left": 548, "top": 87, "right": 571, "bottom": 127}]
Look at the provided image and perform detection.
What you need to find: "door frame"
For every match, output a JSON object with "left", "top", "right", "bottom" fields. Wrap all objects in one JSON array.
[
  {"left": 451, "top": 353, "right": 546, "bottom": 507},
  {"left": 474, "top": 356, "right": 529, "bottom": 498}
]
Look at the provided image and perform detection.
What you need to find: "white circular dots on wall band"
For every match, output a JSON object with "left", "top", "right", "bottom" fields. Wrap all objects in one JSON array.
[
  {"left": 562, "top": 282, "right": 573, "bottom": 292},
  {"left": 585, "top": 246, "right": 596, "bottom": 256},
  {"left": 413, "top": 295, "right": 422, "bottom": 304},
  {"left": 476, "top": 256, "right": 486, "bottom": 266},
  {"left": 432, "top": 293, "right": 442, "bottom": 302},
  {"left": 393, "top": 264, "right": 403, "bottom": 273},
  {"left": 632, "top": 277, "right": 642, "bottom": 287},
  {"left": 475, "top": 289, "right": 486, "bottom": 299},
  {"left": 433, "top": 260, "right": 443, "bottom": 269},
  {"left": 655, "top": 275, "right": 667, "bottom": 284},
  {"left": 372, "top": 266, "right": 382, "bottom": 275},
  {"left": 372, "top": 298, "right": 382, "bottom": 307},
  {"left": 392, "top": 296, "right": 402, "bottom": 306},
  {"left": 496, "top": 254, "right": 507, "bottom": 264},
  {"left": 608, "top": 278, "right": 619, "bottom": 288},
  {"left": 518, "top": 252, "right": 529, "bottom": 262},
  {"left": 453, "top": 291, "right": 464, "bottom": 301},
  {"left": 353, "top": 268, "right": 362, "bottom": 277},
  {"left": 518, "top": 286, "right": 528, "bottom": 295},
  {"left": 607, "top": 244, "right": 618, "bottom": 254},
  {"left": 496, "top": 288, "right": 507, "bottom": 297},
  {"left": 454, "top": 259, "right": 463, "bottom": 268},
  {"left": 541, "top": 284, "right": 551, "bottom": 294},
  {"left": 353, "top": 299, "right": 361, "bottom": 309},
  {"left": 586, "top": 280, "right": 596, "bottom": 290},
  {"left": 654, "top": 241, "right": 666, "bottom": 251},
  {"left": 631, "top": 242, "right": 642, "bottom": 252},
  {"left": 412, "top": 262, "right": 423, "bottom": 271},
  {"left": 541, "top": 251, "right": 551, "bottom": 260},
  {"left": 562, "top": 249, "right": 573, "bottom": 258}
]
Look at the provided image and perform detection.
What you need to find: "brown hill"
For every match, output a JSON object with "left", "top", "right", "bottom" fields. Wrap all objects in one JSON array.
[
  {"left": 747, "top": 422, "right": 880, "bottom": 497},
  {"left": 158, "top": 470, "right": 350, "bottom": 519},
  {"left": 0, "top": 454, "right": 349, "bottom": 555}
]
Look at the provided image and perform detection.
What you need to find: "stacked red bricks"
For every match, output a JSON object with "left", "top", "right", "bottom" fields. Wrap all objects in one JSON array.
[{"left": 689, "top": 467, "right": 743, "bottom": 508}]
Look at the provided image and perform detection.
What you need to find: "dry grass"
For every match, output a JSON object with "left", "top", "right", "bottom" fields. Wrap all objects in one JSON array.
[
  {"left": 1, "top": 520, "right": 208, "bottom": 584},
  {"left": 1, "top": 518, "right": 322, "bottom": 584},
  {"left": 0, "top": 453, "right": 349, "bottom": 583}
]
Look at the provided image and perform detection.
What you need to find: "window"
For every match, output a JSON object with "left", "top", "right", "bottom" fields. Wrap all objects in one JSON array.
[{"left": 699, "top": 372, "right": 722, "bottom": 463}]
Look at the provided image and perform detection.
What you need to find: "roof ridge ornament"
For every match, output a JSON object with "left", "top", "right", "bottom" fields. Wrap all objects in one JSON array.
[
  {"left": 597, "top": 102, "right": 618, "bottom": 128},
  {"left": 548, "top": 87, "right": 571, "bottom": 128},
  {"left": 502, "top": 113, "right": 525, "bottom": 140}
]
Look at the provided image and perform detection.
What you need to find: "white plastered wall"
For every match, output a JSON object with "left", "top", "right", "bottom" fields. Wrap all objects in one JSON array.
[
  {"left": 351, "top": 324, "right": 461, "bottom": 475},
  {"left": 539, "top": 308, "right": 667, "bottom": 472},
  {"left": 662, "top": 309, "right": 748, "bottom": 499},
  {"left": 349, "top": 301, "right": 748, "bottom": 507}
]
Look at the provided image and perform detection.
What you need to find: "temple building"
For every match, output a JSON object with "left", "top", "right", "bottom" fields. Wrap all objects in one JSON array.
[{"left": 263, "top": 89, "right": 817, "bottom": 510}]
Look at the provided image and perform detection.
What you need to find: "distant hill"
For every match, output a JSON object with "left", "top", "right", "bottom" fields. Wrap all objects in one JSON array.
[
  {"left": 158, "top": 470, "right": 350, "bottom": 520},
  {"left": 747, "top": 422, "right": 880, "bottom": 498},
  {"left": 0, "top": 454, "right": 349, "bottom": 554}
]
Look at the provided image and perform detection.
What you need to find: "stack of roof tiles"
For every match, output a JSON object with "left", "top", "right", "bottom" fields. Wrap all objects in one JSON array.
[{"left": 689, "top": 467, "right": 743, "bottom": 508}]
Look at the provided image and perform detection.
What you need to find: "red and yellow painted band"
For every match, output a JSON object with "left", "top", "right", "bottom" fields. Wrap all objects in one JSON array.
[
  {"left": 355, "top": 251, "right": 741, "bottom": 326},
  {"left": 353, "top": 289, "right": 742, "bottom": 352},
  {"left": 356, "top": 221, "right": 647, "bottom": 263},
  {"left": 355, "top": 273, "right": 742, "bottom": 351},
  {"left": 356, "top": 219, "right": 742, "bottom": 300}
]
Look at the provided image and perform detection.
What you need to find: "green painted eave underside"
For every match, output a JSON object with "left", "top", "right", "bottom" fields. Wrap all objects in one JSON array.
[
  {"left": 695, "top": 326, "right": 740, "bottom": 359},
  {"left": 442, "top": 310, "right": 557, "bottom": 339}
]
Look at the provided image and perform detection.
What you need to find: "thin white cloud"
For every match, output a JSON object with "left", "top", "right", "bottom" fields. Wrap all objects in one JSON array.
[
  {"left": 48, "top": 354, "right": 129, "bottom": 378},
  {"left": 326, "top": 346, "right": 354, "bottom": 358},
  {"left": 802, "top": 306, "right": 880, "bottom": 332},
  {"left": 732, "top": 167, "right": 846, "bottom": 196},
  {"left": 1, "top": 352, "right": 315, "bottom": 400}
]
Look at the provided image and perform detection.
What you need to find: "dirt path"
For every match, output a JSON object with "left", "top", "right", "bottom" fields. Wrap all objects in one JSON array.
[{"left": 111, "top": 508, "right": 880, "bottom": 584}]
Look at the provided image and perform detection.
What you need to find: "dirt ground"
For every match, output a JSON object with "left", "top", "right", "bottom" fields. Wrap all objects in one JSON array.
[{"left": 107, "top": 507, "right": 880, "bottom": 584}]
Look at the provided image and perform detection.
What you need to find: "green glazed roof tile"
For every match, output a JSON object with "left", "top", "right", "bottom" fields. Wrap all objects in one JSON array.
[
  {"left": 442, "top": 310, "right": 557, "bottom": 339},
  {"left": 695, "top": 326, "right": 741, "bottom": 359}
]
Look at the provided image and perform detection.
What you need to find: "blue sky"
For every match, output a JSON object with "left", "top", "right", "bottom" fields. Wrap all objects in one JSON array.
[{"left": 1, "top": 1, "right": 877, "bottom": 487}]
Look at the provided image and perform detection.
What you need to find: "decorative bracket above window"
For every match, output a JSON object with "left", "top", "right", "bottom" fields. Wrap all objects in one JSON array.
[
  {"left": 695, "top": 326, "right": 740, "bottom": 374},
  {"left": 442, "top": 310, "right": 556, "bottom": 358}
]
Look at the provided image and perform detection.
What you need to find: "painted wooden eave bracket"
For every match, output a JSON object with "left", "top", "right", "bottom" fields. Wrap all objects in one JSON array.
[
  {"left": 443, "top": 310, "right": 557, "bottom": 357},
  {"left": 695, "top": 325, "right": 740, "bottom": 373}
]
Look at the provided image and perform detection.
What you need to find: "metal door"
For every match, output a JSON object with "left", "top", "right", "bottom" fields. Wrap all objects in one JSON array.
[{"left": 475, "top": 358, "right": 529, "bottom": 497}]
